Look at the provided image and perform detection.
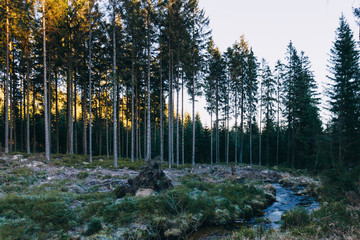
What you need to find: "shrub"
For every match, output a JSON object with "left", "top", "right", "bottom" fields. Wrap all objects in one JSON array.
[
  {"left": 0, "top": 194, "right": 75, "bottom": 231},
  {"left": 85, "top": 218, "right": 102, "bottom": 236},
  {"left": 281, "top": 207, "right": 310, "bottom": 230}
]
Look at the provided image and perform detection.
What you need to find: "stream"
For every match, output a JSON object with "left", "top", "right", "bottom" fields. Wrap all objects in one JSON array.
[{"left": 188, "top": 183, "right": 320, "bottom": 240}]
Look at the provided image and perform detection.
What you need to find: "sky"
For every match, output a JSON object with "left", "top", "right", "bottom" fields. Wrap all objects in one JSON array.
[{"left": 183, "top": 0, "right": 360, "bottom": 127}]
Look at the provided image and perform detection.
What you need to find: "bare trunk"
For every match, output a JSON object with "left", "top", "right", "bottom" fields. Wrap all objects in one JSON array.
[
  {"left": 146, "top": 8, "right": 151, "bottom": 161},
  {"left": 249, "top": 115, "right": 253, "bottom": 166},
  {"left": 234, "top": 93, "right": 238, "bottom": 163},
  {"left": 192, "top": 73, "right": 196, "bottom": 166},
  {"left": 210, "top": 112, "right": 213, "bottom": 165},
  {"left": 216, "top": 78, "right": 220, "bottom": 164},
  {"left": 43, "top": 0, "right": 50, "bottom": 161},
  {"left": 74, "top": 71, "right": 78, "bottom": 155},
  {"left": 168, "top": 51, "right": 172, "bottom": 168},
  {"left": 26, "top": 43, "right": 31, "bottom": 154},
  {"left": 113, "top": 1, "right": 118, "bottom": 166},
  {"left": 88, "top": 3, "right": 93, "bottom": 162},
  {"left": 240, "top": 86, "right": 244, "bottom": 163},
  {"left": 82, "top": 87, "right": 87, "bottom": 155},
  {"left": 181, "top": 71, "right": 184, "bottom": 165},
  {"left": 131, "top": 60, "right": 135, "bottom": 162},
  {"left": 56, "top": 72, "right": 60, "bottom": 154},
  {"left": 276, "top": 75, "right": 280, "bottom": 166},
  {"left": 5, "top": 0, "right": 9, "bottom": 153},
  {"left": 160, "top": 59, "right": 164, "bottom": 163},
  {"left": 106, "top": 76, "right": 109, "bottom": 158},
  {"left": 33, "top": 90, "right": 36, "bottom": 152},
  {"left": 176, "top": 66, "right": 180, "bottom": 167},
  {"left": 259, "top": 77, "right": 262, "bottom": 166}
]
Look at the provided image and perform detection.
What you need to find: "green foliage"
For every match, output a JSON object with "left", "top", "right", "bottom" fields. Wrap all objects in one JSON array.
[
  {"left": 232, "top": 227, "right": 256, "bottom": 240},
  {"left": 85, "top": 218, "right": 102, "bottom": 236},
  {"left": 0, "top": 194, "right": 75, "bottom": 231},
  {"left": 77, "top": 171, "right": 89, "bottom": 179},
  {"left": 281, "top": 207, "right": 310, "bottom": 230}
]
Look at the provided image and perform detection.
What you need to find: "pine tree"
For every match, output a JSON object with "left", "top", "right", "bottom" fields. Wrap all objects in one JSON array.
[{"left": 328, "top": 15, "right": 360, "bottom": 165}]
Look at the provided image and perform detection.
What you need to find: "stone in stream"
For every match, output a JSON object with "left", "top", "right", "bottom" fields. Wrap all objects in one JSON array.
[{"left": 114, "top": 161, "right": 173, "bottom": 198}]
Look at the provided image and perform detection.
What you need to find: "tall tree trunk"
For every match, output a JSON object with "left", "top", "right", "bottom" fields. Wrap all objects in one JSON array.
[
  {"left": 146, "top": 6, "right": 151, "bottom": 162},
  {"left": 210, "top": 112, "right": 213, "bottom": 165},
  {"left": 112, "top": 1, "right": 118, "bottom": 166},
  {"left": 259, "top": 77, "right": 262, "bottom": 166},
  {"left": 240, "top": 85, "right": 244, "bottom": 163},
  {"left": 10, "top": 64, "right": 13, "bottom": 152},
  {"left": 144, "top": 98, "right": 147, "bottom": 158},
  {"left": 168, "top": 51, "right": 173, "bottom": 168},
  {"left": 106, "top": 76, "right": 109, "bottom": 158},
  {"left": 181, "top": 71, "right": 184, "bottom": 165},
  {"left": 5, "top": 0, "right": 9, "bottom": 154},
  {"left": 249, "top": 115, "right": 253, "bottom": 166},
  {"left": 82, "top": 87, "right": 87, "bottom": 155},
  {"left": 234, "top": 93, "right": 238, "bottom": 163},
  {"left": 216, "top": 78, "right": 220, "bottom": 164},
  {"left": 88, "top": 3, "right": 93, "bottom": 162},
  {"left": 276, "top": 75, "right": 280, "bottom": 166},
  {"left": 160, "top": 58, "right": 164, "bottom": 163},
  {"left": 43, "top": 0, "right": 50, "bottom": 161},
  {"left": 56, "top": 71, "right": 60, "bottom": 154},
  {"left": 131, "top": 59, "right": 135, "bottom": 163},
  {"left": 192, "top": 72, "right": 196, "bottom": 166},
  {"left": 74, "top": 70, "right": 78, "bottom": 155},
  {"left": 33, "top": 90, "right": 36, "bottom": 152},
  {"left": 26, "top": 42, "right": 31, "bottom": 154},
  {"left": 176, "top": 65, "right": 180, "bottom": 167}
]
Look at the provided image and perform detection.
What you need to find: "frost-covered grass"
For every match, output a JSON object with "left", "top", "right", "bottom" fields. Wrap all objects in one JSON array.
[{"left": 0, "top": 156, "right": 273, "bottom": 239}]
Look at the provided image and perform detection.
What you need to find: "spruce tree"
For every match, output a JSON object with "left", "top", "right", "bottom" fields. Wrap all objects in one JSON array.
[{"left": 328, "top": 15, "right": 360, "bottom": 165}]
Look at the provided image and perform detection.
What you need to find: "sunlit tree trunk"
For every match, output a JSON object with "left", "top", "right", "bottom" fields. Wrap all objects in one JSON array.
[
  {"left": 88, "top": 1, "right": 93, "bottom": 162},
  {"left": 43, "top": 0, "right": 50, "bottom": 161},
  {"left": 112, "top": 0, "right": 118, "bottom": 166},
  {"left": 5, "top": 0, "right": 9, "bottom": 154},
  {"left": 26, "top": 40, "right": 31, "bottom": 154},
  {"left": 160, "top": 58, "right": 164, "bottom": 163}
]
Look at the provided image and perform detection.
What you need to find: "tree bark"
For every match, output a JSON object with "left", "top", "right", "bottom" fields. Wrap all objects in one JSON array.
[
  {"left": 43, "top": 0, "right": 50, "bottom": 161},
  {"left": 113, "top": 0, "right": 118, "bottom": 166},
  {"left": 192, "top": 72, "right": 196, "bottom": 166},
  {"left": 88, "top": 1, "right": 93, "bottom": 162},
  {"left": 5, "top": 0, "right": 9, "bottom": 154},
  {"left": 26, "top": 40, "right": 31, "bottom": 154},
  {"left": 146, "top": 4, "right": 151, "bottom": 161}
]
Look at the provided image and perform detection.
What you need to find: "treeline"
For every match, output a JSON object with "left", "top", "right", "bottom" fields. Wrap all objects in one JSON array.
[{"left": 0, "top": 0, "right": 359, "bottom": 170}]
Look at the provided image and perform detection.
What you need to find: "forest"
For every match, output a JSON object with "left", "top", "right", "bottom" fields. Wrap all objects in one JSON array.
[{"left": 0, "top": 0, "right": 360, "bottom": 239}]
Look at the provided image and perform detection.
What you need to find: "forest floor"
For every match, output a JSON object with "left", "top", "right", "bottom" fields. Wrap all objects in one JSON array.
[{"left": 0, "top": 153, "right": 359, "bottom": 239}]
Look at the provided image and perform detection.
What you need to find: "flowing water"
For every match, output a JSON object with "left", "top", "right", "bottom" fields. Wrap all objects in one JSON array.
[{"left": 188, "top": 183, "right": 320, "bottom": 240}]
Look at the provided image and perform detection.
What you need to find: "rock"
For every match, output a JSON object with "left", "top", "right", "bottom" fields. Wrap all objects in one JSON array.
[
  {"left": 164, "top": 228, "right": 181, "bottom": 238},
  {"left": 264, "top": 184, "right": 276, "bottom": 196},
  {"left": 135, "top": 188, "right": 155, "bottom": 197}
]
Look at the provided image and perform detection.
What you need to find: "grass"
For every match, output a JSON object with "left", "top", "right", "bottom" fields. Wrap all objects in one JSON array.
[{"left": 0, "top": 154, "right": 274, "bottom": 239}]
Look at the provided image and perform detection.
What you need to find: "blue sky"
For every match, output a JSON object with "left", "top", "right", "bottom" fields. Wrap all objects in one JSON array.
[{"left": 186, "top": 0, "right": 360, "bottom": 126}]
